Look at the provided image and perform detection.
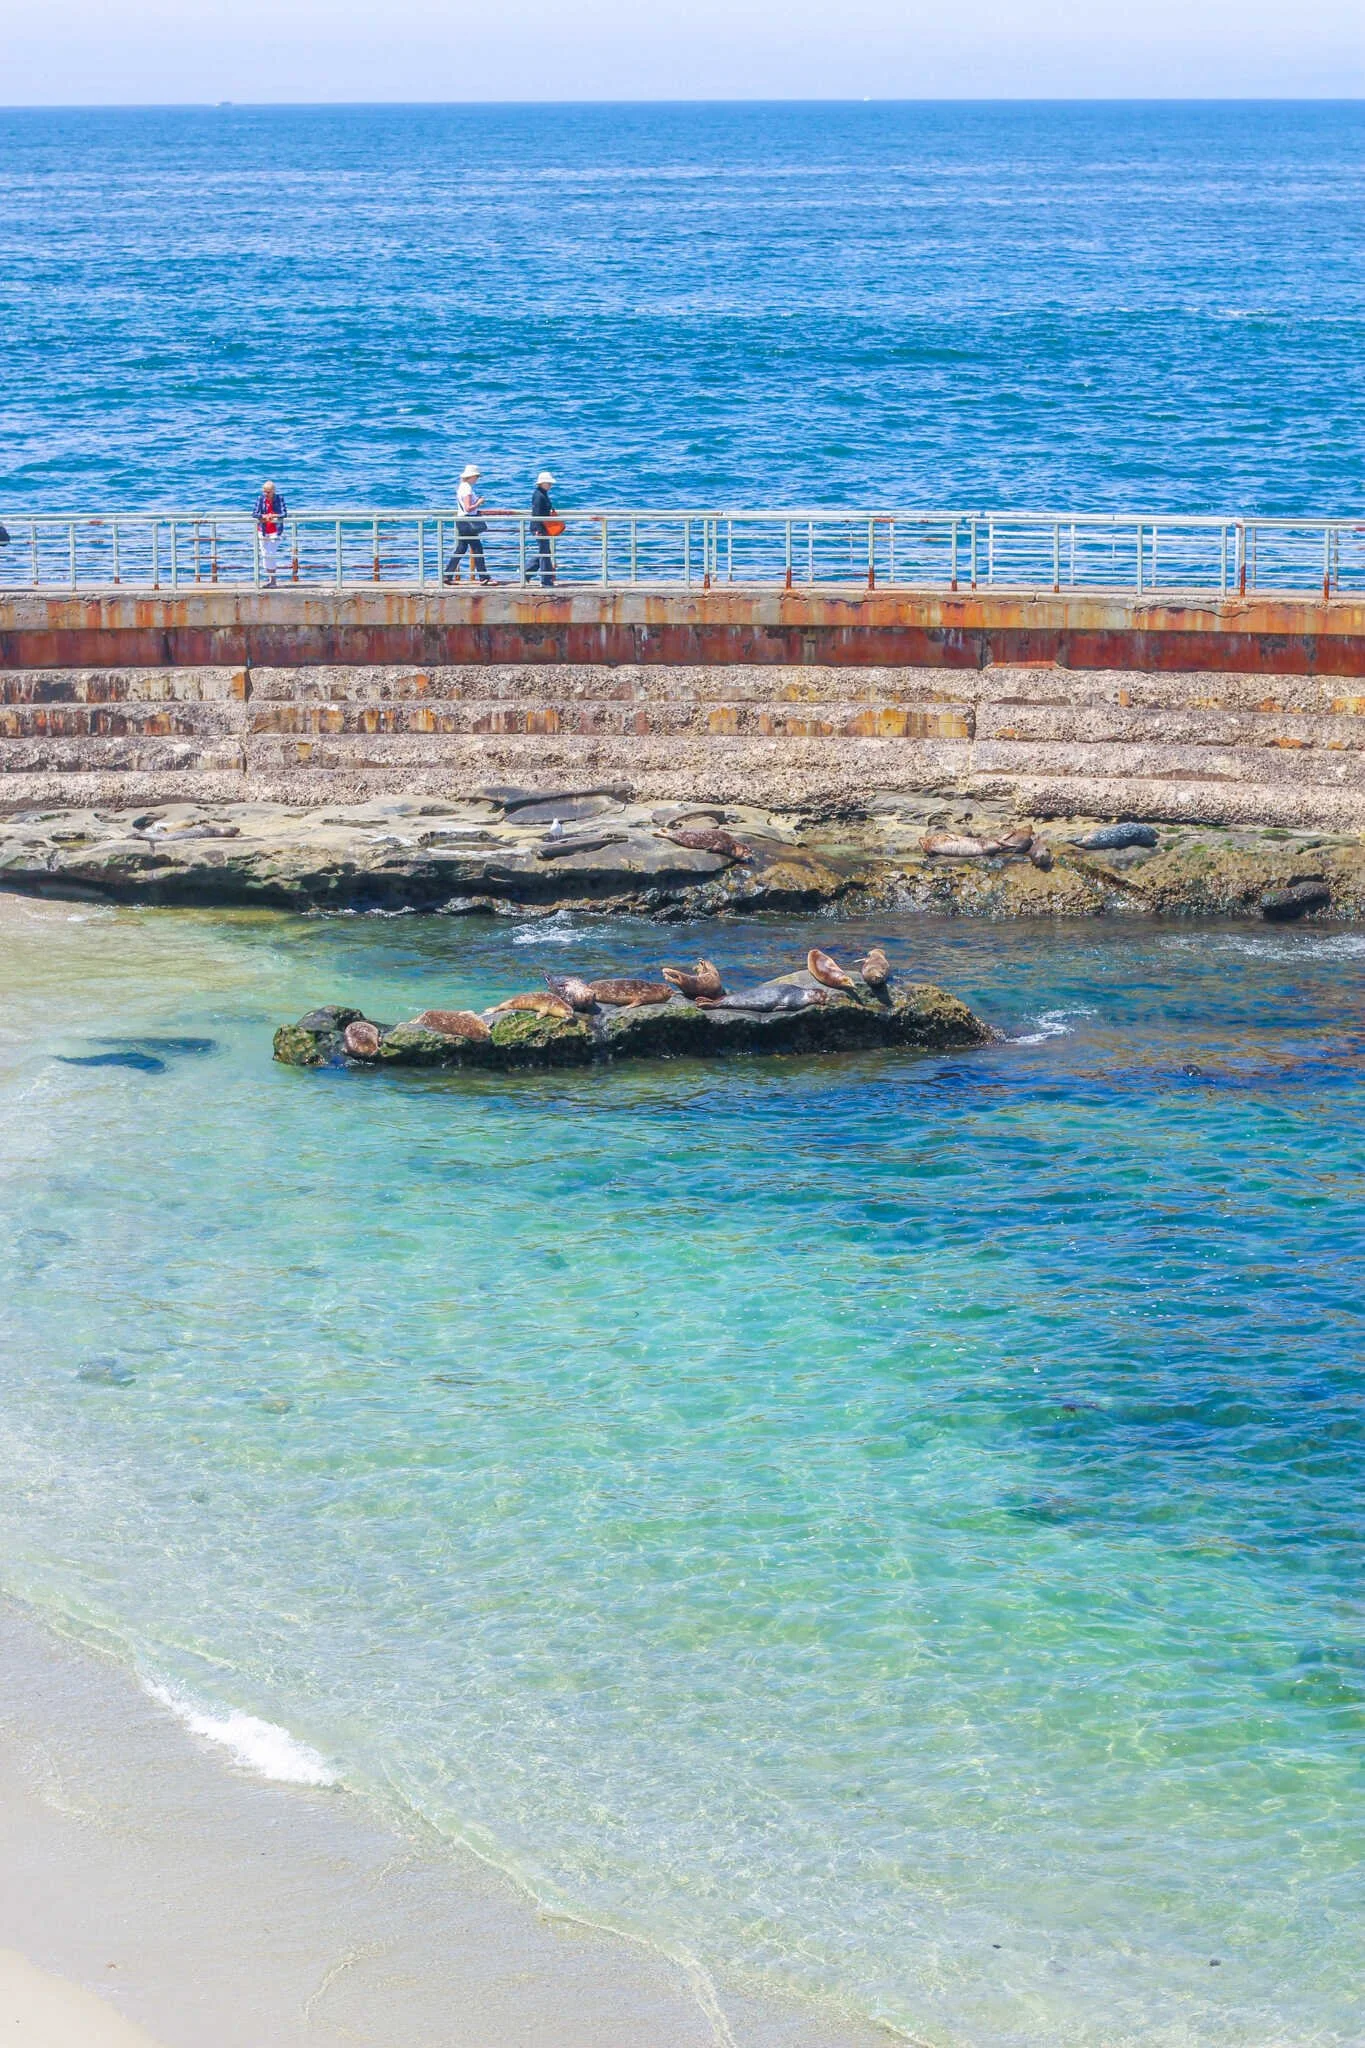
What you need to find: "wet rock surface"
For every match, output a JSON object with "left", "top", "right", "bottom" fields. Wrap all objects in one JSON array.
[
  {"left": 2, "top": 789, "right": 1363, "bottom": 922},
  {"left": 273, "top": 968, "right": 994, "bottom": 1072}
]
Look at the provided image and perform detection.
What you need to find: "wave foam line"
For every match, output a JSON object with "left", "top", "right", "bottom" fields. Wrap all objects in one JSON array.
[
  {"left": 144, "top": 1680, "right": 337, "bottom": 1787},
  {"left": 1010, "top": 1006, "right": 1096, "bottom": 1046}
]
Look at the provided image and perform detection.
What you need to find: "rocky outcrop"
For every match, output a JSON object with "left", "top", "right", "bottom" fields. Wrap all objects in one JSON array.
[
  {"left": 273, "top": 971, "right": 994, "bottom": 1073},
  {"left": 3, "top": 790, "right": 1362, "bottom": 921}
]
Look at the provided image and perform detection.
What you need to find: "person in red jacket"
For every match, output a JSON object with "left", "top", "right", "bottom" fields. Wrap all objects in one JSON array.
[{"left": 254, "top": 480, "right": 287, "bottom": 587}]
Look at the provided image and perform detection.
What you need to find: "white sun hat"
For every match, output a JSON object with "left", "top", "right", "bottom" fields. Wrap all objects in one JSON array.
[
  {"left": 461, "top": 463, "right": 481, "bottom": 479},
  {"left": 536, "top": 470, "right": 556, "bottom": 486}
]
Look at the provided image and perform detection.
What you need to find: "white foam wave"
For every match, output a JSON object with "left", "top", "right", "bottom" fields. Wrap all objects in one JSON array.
[
  {"left": 511, "top": 912, "right": 593, "bottom": 947},
  {"left": 1160, "top": 931, "right": 1365, "bottom": 962},
  {"left": 145, "top": 1681, "right": 337, "bottom": 1786},
  {"left": 1010, "top": 1006, "right": 1096, "bottom": 1046}
]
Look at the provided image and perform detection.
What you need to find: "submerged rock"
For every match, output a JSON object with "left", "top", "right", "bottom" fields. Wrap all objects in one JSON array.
[
  {"left": 272, "top": 970, "right": 992, "bottom": 1073},
  {"left": 77, "top": 1359, "right": 136, "bottom": 1386}
]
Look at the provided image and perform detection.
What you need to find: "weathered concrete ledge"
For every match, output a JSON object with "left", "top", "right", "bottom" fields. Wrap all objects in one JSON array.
[
  {"left": 273, "top": 971, "right": 993, "bottom": 1073},
  {"left": 5, "top": 585, "right": 1365, "bottom": 675}
]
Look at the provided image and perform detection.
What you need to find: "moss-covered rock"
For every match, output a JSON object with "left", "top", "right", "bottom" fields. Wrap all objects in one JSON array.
[{"left": 272, "top": 973, "right": 991, "bottom": 1073}]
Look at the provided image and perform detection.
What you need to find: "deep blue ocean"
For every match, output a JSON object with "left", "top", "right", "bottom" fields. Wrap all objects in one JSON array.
[{"left": 3, "top": 100, "right": 1365, "bottom": 515}]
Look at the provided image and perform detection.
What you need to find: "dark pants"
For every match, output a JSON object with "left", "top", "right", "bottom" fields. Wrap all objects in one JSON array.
[
  {"left": 445, "top": 523, "right": 489, "bottom": 582},
  {"left": 528, "top": 531, "right": 555, "bottom": 586}
]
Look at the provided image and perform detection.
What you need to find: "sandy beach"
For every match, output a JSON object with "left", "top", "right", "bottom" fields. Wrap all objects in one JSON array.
[{"left": 0, "top": 1601, "right": 877, "bottom": 2048}]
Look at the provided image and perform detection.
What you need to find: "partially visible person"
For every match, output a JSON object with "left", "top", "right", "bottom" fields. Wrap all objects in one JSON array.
[
  {"left": 445, "top": 464, "right": 491, "bottom": 584},
  {"left": 529, "top": 469, "right": 558, "bottom": 587},
  {"left": 253, "top": 480, "right": 287, "bottom": 587}
]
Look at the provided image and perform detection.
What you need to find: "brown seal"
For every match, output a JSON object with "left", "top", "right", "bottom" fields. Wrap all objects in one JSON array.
[
  {"left": 860, "top": 947, "right": 891, "bottom": 989},
  {"left": 588, "top": 978, "right": 674, "bottom": 1007},
  {"left": 807, "top": 947, "right": 857, "bottom": 993},
  {"left": 920, "top": 831, "right": 987, "bottom": 857},
  {"left": 662, "top": 827, "right": 752, "bottom": 860},
  {"left": 544, "top": 973, "right": 599, "bottom": 1011},
  {"left": 662, "top": 959, "right": 726, "bottom": 1001},
  {"left": 996, "top": 826, "right": 1035, "bottom": 854},
  {"left": 343, "top": 1019, "right": 382, "bottom": 1058},
  {"left": 417, "top": 1009, "right": 493, "bottom": 1043},
  {"left": 489, "top": 992, "right": 574, "bottom": 1020}
]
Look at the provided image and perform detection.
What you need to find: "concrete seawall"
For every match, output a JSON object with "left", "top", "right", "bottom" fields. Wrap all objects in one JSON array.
[{"left": 5, "top": 588, "right": 1365, "bottom": 826}]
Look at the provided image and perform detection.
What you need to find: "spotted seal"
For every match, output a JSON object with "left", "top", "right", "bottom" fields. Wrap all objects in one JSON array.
[
  {"left": 859, "top": 947, "right": 891, "bottom": 989},
  {"left": 343, "top": 1019, "right": 383, "bottom": 1058},
  {"left": 920, "top": 831, "right": 987, "bottom": 857},
  {"left": 662, "top": 959, "right": 726, "bottom": 1001},
  {"left": 490, "top": 992, "right": 574, "bottom": 1020},
  {"left": 711, "top": 984, "right": 830, "bottom": 1013},
  {"left": 588, "top": 978, "right": 674, "bottom": 1007},
  {"left": 417, "top": 1009, "right": 493, "bottom": 1042},
  {"left": 661, "top": 826, "right": 752, "bottom": 860},
  {"left": 544, "top": 973, "right": 599, "bottom": 1011}
]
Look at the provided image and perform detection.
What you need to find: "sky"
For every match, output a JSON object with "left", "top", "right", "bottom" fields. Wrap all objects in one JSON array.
[{"left": 3, "top": 0, "right": 1363, "bottom": 104}]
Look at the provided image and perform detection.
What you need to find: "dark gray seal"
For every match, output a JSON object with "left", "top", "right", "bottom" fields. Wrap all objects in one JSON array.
[{"left": 1073, "top": 822, "right": 1158, "bottom": 851}]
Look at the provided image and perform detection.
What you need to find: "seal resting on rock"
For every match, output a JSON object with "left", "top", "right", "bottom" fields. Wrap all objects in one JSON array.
[
  {"left": 921, "top": 831, "right": 987, "bottom": 858},
  {"left": 343, "top": 1019, "right": 382, "bottom": 1058},
  {"left": 808, "top": 947, "right": 857, "bottom": 993},
  {"left": 712, "top": 984, "right": 830, "bottom": 1012},
  {"left": 544, "top": 972, "right": 599, "bottom": 1012},
  {"left": 662, "top": 959, "right": 725, "bottom": 1001},
  {"left": 995, "top": 826, "right": 1036, "bottom": 854},
  {"left": 490, "top": 991, "right": 574, "bottom": 1020},
  {"left": 417, "top": 1009, "right": 493, "bottom": 1042},
  {"left": 588, "top": 978, "right": 674, "bottom": 1007},
  {"left": 860, "top": 947, "right": 891, "bottom": 989},
  {"left": 662, "top": 826, "right": 752, "bottom": 860}
]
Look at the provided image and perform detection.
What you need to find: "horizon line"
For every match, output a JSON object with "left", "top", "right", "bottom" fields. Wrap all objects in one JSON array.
[{"left": 3, "top": 94, "right": 1364, "bottom": 112}]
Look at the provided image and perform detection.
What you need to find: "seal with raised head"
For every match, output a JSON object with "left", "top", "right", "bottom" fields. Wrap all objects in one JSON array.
[
  {"left": 807, "top": 947, "right": 858, "bottom": 993},
  {"left": 343, "top": 1019, "right": 383, "bottom": 1058},
  {"left": 860, "top": 947, "right": 891, "bottom": 989},
  {"left": 490, "top": 991, "right": 574, "bottom": 1020},
  {"left": 544, "top": 972, "right": 599, "bottom": 1012},
  {"left": 588, "top": 978, "right": 674, "bottom": 1007},
  {"left": 417, "top": 1009, "right": 492, "bottom": 1042},
  {"left": 662, "top": 958, "right": 725, "bottom": 1001}
]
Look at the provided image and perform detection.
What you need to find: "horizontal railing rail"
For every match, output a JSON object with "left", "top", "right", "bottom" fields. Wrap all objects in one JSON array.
[{"left": 1, "top": 508, "right": 1363, "bottom": 598}]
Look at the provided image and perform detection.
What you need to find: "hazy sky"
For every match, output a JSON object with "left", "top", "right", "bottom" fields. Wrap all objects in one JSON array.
[{"left": 3, "top": 0, "right": 1363, "bottom": 104}]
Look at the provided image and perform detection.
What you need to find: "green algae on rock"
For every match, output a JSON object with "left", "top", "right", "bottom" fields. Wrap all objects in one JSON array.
[{"left": 273, "top": 972, "right": 992, "bottom": 1073}]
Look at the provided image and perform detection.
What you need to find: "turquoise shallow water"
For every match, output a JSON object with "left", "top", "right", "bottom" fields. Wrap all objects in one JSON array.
[{"left": 0, "top": 899, "right": 1361, "bottom": 2044}]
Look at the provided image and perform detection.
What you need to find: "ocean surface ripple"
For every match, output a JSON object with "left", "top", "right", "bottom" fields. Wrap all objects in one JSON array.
[{"left": 3, "top": 101, "right": 1365, "bottom": 513}]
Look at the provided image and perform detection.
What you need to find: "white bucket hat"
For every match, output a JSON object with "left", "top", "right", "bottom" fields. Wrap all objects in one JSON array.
[
  {"left": 461, "top": 463, "right": 481, "bottom": 480},
  {"left": 536, "top": 470, "right": 555, "bottom": 486}
]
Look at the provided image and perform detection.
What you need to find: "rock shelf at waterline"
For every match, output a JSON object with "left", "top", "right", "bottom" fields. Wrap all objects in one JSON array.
[
  {"left": 273, "top": 968, "right": 993, "bottom": 1072},
  {"left": 4, "top": 792, "right": 1364, "bottom": 923}
]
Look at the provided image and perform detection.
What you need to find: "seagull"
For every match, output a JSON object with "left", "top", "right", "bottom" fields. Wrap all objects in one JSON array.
[{"left": 547, "top": 817, "right": 563, "bottom": 840}]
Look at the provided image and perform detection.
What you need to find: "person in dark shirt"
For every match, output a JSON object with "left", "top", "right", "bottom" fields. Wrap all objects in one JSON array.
[{"left": 528, "top": 470, "right": 557, "bottom": 587}]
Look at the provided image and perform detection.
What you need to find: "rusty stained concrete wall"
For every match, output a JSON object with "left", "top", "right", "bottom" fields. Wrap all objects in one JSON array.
[
  {"left": 4, "top": 585, "right": 1365, "bottom": 678},
  {"left": 6, "top": 651, "right": 1365, "bottom": 829}
]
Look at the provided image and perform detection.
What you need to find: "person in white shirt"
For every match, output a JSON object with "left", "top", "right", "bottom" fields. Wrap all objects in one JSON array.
[{"left": 444, "top": 463, "right": 491, "bottom": 583}]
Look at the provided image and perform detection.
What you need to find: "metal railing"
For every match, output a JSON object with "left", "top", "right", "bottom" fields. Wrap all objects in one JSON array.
[{"left": 1, "top": 508, "right": 1362, "bottom": 598}]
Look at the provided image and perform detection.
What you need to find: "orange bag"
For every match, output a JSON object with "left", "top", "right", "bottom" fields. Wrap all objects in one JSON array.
[{"left": 543, "top": 518, "right": 566, "bottom": 538}]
